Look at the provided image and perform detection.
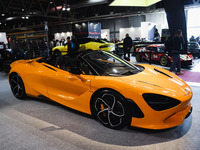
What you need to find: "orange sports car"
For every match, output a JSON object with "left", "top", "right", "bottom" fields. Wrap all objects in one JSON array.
[{"left": 8, "top": 50, "right": 193, "bottom": 130}]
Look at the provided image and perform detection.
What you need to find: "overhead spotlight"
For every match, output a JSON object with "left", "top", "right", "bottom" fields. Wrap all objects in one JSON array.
[
  {"left": 22, "top": 16, "right": 25, "bottom": 19},
  {"left": 62, "top": 7, "right": 66, "bottom": 11},
  {"left": 26, "top": 16, "right": 29, "bottom": 19},
  {"left": 22, "top": 9, "right": 25, "bottom": 11},
  {"left": 2, "top": 14, "right": 5, "bottom": 16},
  {"left": 66, "top": 4, "right": 70, "bottom": 11},
  {"left": 66, "top": 7, "right": 70, "bottom": 11},
  {"left": 0, "top": 22, "right": 1, "bottom": 25},
  {"left": 50, "top": 0, "right": 53, "bottom": 4}
]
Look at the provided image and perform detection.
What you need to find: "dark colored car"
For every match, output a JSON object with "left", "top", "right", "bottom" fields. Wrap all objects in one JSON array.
[{"left": 187, "top": 42, "right": 200, "bottom": 58}]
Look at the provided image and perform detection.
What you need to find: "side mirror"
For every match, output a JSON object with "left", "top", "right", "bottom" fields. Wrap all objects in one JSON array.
[{"left": 70, "top": 66, "right": 82, "bottom": 75}]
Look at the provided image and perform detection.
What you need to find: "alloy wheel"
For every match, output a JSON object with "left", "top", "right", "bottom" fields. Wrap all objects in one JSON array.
[{"left": 10, "top": 73, "right": 26, "bottom": 99}]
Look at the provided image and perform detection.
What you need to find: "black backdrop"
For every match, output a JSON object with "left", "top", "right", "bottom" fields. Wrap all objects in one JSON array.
[{"left": 163, "top": 0, "right": 187, "bottom": 52}]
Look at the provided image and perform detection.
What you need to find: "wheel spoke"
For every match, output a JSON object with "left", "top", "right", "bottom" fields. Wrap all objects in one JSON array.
[
  {"left": 12, "top": 85, "right": 18, "bottom": 92},
  {"left": 101, "top": 94, "right": 116, "bottom": 109},
  {"left": 108, "top": 111, "right": 122, "bottom": 127},
  {"left": 16, "top": 76, "right": 19, "bottom": 83},
  {"left": 111, "top": 111, "right": 124, "bottom": 117},
  {"left": 97, "top": 98, "right": 110, "bottom": 107},
  {"left": 97, "top": 108, "right": 109, "bottom": 125},
  {"left": 11, "top": 79, "right": 18, "bottom": 84}
]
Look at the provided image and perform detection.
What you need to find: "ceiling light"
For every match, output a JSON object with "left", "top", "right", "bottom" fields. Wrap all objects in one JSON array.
[
  {"left": 2, "top": 14, "right": 5, "bottom": 16},
  {"left": 22, "top": 16, "right": 25, "bottom": 19},
  {"left": 22, "top": 9, "right": 24, "bottom": 11},
  {"left": 26, "top": 17, "right": 29, "bottom": 19},
  {"left": 0, "top": 23, "right": 1, "bottom": 25},
  {"left": 67, "top": 7, "right": 70, "bottom": 11},
  {"left": 110, "top": 0, "right": 161, "bottom": 7}
]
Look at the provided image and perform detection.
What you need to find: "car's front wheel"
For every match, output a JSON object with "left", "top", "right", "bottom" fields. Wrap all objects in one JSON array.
[
  {"left": 9, "top": 73, "right": 26, "bottom": 99},
  {"left": 91, "top": 90, "right": 131, "bottom": 129}
]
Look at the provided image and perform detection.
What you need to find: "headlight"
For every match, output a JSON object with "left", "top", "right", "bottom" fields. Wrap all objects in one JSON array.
[{"left": 143, "top": 93, "right": 181, "bottom": 111}]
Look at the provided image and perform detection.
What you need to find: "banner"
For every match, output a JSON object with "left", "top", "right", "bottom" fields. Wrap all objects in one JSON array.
[
  {"left": 88, "top": 22, "right": 101, "bottom": 38},
  {"left": 72, "top": 22, "right": 88, "bottom": 38}
]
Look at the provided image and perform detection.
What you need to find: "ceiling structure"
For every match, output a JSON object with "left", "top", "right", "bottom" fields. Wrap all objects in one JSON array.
[{"left": 0, "top": 0, "right": 193, "bottom": 33}]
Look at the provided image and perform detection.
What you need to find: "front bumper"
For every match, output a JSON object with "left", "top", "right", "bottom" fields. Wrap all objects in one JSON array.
[
  {"left": 181, "top": 60, "right": 193, "bottom": 65},
  {"left": 130, "top": 103, "right": 192, "bottom": 130}
]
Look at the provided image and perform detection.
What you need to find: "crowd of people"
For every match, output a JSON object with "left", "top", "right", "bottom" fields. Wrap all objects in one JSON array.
[{"left": 12, "top": 38, "right": 47, "bottom": 60}]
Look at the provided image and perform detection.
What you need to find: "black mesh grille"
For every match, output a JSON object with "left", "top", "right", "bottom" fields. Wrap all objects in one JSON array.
[{"left": 143, "top": 93, "right": 181, "bottom": 111}]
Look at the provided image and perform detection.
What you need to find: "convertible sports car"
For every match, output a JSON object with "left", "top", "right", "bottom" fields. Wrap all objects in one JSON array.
[
  {"left": 136, "top": 44, "right": 193, "bottom": 66},
  {"left": 9, "top": 50, "right": 192, "bottom": 130},
  {"left": 52, "top": 38, "right": 115, "bottom": 55}
]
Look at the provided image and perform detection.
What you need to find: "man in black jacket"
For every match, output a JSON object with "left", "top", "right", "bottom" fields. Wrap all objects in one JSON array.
[
  {"left": 123, "top": 34, "right": 133, "bottom": 60},
  {"left": 169, "top": 29, "right": 185, "bottom": 75}
]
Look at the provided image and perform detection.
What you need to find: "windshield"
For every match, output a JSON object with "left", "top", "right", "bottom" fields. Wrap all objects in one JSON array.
[
  {"left": 188, "top": 43, "right": 199, "bottom": 48},
  {"left": 82, "top": 51, "right": 142, "bottom": 76}
]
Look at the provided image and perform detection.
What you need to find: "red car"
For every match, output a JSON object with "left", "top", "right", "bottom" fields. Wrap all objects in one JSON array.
[{"left": 135, "top": 44, "right": 193, "bottom": 66}]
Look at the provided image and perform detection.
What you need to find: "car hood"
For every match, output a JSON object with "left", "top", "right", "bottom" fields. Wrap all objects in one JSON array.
[{"left": 119, "top": 64, "right": 192, "bottom": 97}]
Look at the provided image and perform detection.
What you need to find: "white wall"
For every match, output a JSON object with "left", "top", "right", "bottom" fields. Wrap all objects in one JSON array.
[
  {"left": 54, "top": 32, "right": 72, "bottom": 41},
  {"left": 145, "top": 12, "right": 168, "bottom": 35},
  {"left": 101, "top": 29, "right": 110, "bottom": 41},
  {"left": 0, "top": 32, "right": 8, "bottom": 44},
  {"left": 119, "top": 27, "right": 141, "bottom": 41}
]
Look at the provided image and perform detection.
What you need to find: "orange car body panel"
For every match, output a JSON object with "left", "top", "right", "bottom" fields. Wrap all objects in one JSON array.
[{"left": 9, "top": 58, "right": 193, "bottom": 129}]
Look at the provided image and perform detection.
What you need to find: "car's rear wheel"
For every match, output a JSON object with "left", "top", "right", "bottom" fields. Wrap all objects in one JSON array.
[
  {"left": 91, "top": 89, "right": 131, "bottom": 129},
  {"left": 160, "top": 55, "right": 169, "bottom": 66},
  {"left": 135, "top": 53, "right": 142, "bottom": 62},
  {"left": 53, "top": 49, "right": 61, "bottom": 56},
  {"left": 9, "top": 73, "right": 26, "bottom": 99}
]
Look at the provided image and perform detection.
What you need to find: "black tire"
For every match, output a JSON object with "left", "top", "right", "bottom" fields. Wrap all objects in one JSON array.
[
  {"left": 54, "top": 49, "right": 61, "bottom": 56},
  {"left": 135, "top": 53, "right": 142, "bottom": 62},
  {"left": 160, "top": 55, "right": 169, "bottom": 66},
  {"left": 9, "top": 73, "right": 27, "bottom": 99},
  {"left": 91, "top": 89, "right": 131, "bottom": 129}
]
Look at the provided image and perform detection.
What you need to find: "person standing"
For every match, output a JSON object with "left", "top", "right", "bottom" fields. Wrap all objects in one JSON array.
[
  {"left": 169, "top": 29, "right": 185, "bottom": 75},
  {"left": 123, "top": 33, "right": 133, "bottom": 59}
]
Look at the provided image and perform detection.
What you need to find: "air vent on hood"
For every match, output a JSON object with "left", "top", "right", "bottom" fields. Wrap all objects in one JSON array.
[{"left": 154, "top": 68, "right": 172, "bottom": 78}]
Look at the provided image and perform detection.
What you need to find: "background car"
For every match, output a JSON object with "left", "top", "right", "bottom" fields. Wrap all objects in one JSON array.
[
  {"left": 9, "top": 50, "right": 192, "bottom": 130},
  {"left": 114, "top": 41, "right": 154, "bottom": 57},
  {"left": 52, "top": 38, "right": 115, "bottom": 55},
  {"left": 136, "top": 44, "right": 193, "bottom": 66},
  {"left": 114, "top": 42, "right": 124, "bottom": 56},
  {"left": 187, "top": 42, "right": 200, "bottom": 58}
]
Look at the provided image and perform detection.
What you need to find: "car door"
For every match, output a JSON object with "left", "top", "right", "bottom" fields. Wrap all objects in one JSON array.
[
  {"left": 151, "top": 47, "right": 160, "bottom": 61},
  {"left": 41, "top": 63, "right": 94, "bottom": 104}
]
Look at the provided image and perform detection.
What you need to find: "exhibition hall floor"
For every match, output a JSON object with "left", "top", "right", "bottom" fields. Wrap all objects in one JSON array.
[{"left": 0, "top": 58, "right": 200, "bottom": 150}]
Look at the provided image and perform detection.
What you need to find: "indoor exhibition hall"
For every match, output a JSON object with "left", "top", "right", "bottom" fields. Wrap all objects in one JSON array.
[{"left": 0, "top": 0, "right": 200, "bottom": 150}]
